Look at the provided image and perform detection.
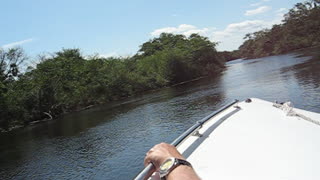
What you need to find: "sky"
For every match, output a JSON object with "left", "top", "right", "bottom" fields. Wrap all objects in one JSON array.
[{"left": 1, "top": 0, "right": 302, "bottom": 58}]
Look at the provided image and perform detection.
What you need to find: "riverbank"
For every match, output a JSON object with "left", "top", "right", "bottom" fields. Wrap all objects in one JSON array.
[
  {"left": 0, "top": 75, "right": 211, "bottom": 133},
  {"left": 241, "top": 45, "right": 320, "bottom": 60}
]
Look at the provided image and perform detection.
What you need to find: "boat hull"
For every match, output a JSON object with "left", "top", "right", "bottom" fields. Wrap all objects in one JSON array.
[{"left": 178, "top": 98, "right": 320, "bottom": 180}]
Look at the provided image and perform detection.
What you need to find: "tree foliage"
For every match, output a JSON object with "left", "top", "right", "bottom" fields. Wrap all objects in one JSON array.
[
  {"left": 0, "top": 47, "right": 27, "bottom": 82},
  {"left": 136, "top": 33, "right": 223, "bottom": 84},
  {"left": 238, "top": 0, "right": 320, "bottom": 59},
  {"left": 0, "top": 34, "right": 223, "bottom": 130}
]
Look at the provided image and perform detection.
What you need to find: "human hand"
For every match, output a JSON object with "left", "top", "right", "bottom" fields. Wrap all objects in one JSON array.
[{"left": 144, "top": 143, "right": 185, "bottom": 169}]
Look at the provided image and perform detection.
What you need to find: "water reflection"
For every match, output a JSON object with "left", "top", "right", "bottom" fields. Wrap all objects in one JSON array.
[
  {"left": 291, "top": 53, "right": 320, "bottom": 88},
  {"left": 280, "top": 51, "right": 320, "bottom": 111}
]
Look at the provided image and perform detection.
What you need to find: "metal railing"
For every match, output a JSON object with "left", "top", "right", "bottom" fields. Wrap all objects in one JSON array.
[{"left": 134, "top": 99, "right": 239, "bottom": 180}]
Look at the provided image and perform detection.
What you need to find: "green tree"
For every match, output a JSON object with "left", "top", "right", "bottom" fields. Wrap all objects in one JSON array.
[
  {"left": 0, "top": 47, "right": 28, "bottom": 129},
  {"left": 238, "top": 0, "right": 320, "bottom": 59},
  {"left": 0, "top": 47, "right": 27, "bottom": 82},
  {"left": 137, "top": 33, "right": 223, "bottom": 84}
]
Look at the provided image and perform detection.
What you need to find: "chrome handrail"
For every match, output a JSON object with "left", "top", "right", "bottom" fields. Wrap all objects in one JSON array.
[{"left": 133, "top": 100, "right": 239, "bottom": 180}]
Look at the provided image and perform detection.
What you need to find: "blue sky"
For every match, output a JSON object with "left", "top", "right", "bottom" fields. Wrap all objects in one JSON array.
[{"left": 1, "top": 0, "right": 302, "bottom": 58}]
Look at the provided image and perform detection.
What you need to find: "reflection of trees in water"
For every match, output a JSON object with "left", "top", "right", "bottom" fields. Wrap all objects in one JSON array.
[
  {"left": 0, "top": 99, "right": 143, "bottom": 179},
  {"left": 0, "top": 132, "right": 27, "bottom": 179},
  {"left": 183, "top": 75, "right": 225, "bottom": 109},
  {"left": 291, "top": 51, "right": 320, "bottom": 89},
  {"left": 278, "top": 49, "right": 320, "bottom": 112},
  {"left": 0, "top": 93, "right": 151, "bottom": 179}
]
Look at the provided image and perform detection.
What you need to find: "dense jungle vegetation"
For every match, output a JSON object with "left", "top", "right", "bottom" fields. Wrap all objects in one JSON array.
[
  {"left": 0, "top": 34, "right": 223, "bottom": 130},
  {"left": 1, "top": 0, "right": 319, "bottom": 131}
]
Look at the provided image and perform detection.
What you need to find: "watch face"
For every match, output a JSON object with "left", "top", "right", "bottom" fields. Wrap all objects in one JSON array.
[{"left": 160, "top": 158, "right": 174, "bottom": 171}]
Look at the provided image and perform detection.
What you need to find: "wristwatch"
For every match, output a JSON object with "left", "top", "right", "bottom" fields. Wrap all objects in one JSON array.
[{"left": 159, "top": 157, "right": 192, "bottom": 179}]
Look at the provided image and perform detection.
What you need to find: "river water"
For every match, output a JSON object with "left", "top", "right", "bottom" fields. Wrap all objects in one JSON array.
[{"left": 1, "top": 49, "right": 320, "bottom": 179}]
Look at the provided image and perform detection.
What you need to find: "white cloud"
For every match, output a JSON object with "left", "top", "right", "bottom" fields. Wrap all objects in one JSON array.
[
  {"left": 276, "top": 8, "right": 287, "bottom": 16},
  {"left": 150, "top": 21, "right": 272, "bottom": 51},
  {"left": 225, "top": 20, "right": 266, "bottom": 33},
  {"left": 277, "top": 8, "right": 287, "bottom": 12},
  {"left": 250, "top": 0, "right": 270, "bottom": 7},
  {"left": 250, "top": 2, "right": 262, "bottom": 7},
  {"left": 151, "top": 24, "right": 212, "bottom": 37},
  {"left": 149, "top": 9, "right": 284, "bottom": 51},
  {"left": 98, "top": 50, "right": 134, "bottom": 58},
  {"left": 99, "top": 52, "right": 119, "bottom": 58},
  {"left": 210, "top": 20, "right": 267, "bottom": 39},
  {"left": 211, "top": 20, "right": 272, "bottom": 50},
  {"left": 245, "top": 6, "right": 271, "bottom": 16},
  {"left": 266, "top": 8, "right": 288, "bottom": 25},
  {"left": 1, "top": 38, "right": 34, "bottom": 49}
]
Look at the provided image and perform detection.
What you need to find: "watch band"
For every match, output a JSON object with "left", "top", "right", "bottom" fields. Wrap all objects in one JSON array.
[{"left": 176, "top": 159, "right": 192, "bottom": 167}]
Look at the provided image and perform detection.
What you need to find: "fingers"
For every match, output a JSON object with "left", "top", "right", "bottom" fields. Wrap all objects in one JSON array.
[
  {"left": 144, "top": 154, "right": 150, "bottom": 167},
  {"left": 144, "top": 143, "right": 172, "bottom": 168},
  {"left": 144, "top": 147, "right": 157, "bottom": 167}
]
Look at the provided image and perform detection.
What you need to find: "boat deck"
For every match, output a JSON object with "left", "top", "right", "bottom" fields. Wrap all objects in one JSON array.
[{"left": 177, "top": 98, "right": 320, "bottom": 180}]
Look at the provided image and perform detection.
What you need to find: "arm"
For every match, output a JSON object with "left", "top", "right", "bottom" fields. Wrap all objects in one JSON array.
[{"left": 144, "top": 143, "right": 200, "bottom": 180}]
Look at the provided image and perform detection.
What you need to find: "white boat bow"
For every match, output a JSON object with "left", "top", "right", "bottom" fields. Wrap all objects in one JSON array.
[{"left": 135, "top": 98, "right": 320, "bottom": 180}]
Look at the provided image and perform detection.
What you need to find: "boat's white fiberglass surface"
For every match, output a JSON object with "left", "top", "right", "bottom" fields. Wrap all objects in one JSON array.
[{"left": 177, "top": 98, "right": 320, "bottom": 180}]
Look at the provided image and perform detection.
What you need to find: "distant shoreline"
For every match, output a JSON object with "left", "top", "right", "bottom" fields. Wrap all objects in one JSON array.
[{"left": 241, "top": 45, "right": 320, "bottom": 60}]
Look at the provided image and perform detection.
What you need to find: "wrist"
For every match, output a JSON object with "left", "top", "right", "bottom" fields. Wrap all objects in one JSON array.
[{"left": 167, "top": 165, "right": 194, "bottom": 179}]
